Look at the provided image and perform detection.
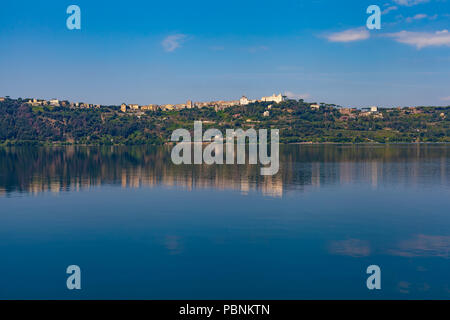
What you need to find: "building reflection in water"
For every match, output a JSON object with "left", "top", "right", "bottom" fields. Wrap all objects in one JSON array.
[{"left": 0, "top": 144, "right": 448, "bottom": 198}]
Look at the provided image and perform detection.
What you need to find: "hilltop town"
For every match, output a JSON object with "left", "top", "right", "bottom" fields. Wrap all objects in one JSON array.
[
  {"left": 1, "top": 93, "right": 416, "bottom": 120},
  {"left": 18, "top": 93, "right": 287, "bottom": 113},
  {"left": 0, "top": 94, "right": 448, "bottom": 145}
]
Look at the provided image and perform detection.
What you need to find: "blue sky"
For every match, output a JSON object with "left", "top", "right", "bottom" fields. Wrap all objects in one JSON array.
[{"left": 0, "top": 0, "right": 449, "bottom": 107}]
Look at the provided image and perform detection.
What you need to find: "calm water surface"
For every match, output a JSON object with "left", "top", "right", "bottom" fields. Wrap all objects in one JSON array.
[{"left": 0, "top": 145, "right": 449, "bottom": 299}]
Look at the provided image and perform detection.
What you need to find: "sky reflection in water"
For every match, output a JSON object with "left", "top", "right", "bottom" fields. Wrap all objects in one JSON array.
[{"left": 0, "top": 145, "right": 448, "bottom": 299}]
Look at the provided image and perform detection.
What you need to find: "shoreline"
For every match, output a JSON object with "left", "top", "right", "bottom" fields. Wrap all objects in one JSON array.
[{"left": 1, "top": 141, "right": 450, "bottom": 147}]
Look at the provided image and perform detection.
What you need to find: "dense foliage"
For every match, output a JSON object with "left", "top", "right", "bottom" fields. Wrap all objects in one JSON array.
[{"left": 0, "top": 98, "right": 449, "bottom": 145}]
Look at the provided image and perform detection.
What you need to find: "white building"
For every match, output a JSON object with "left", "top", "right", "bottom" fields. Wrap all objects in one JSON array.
[
  {"left": 240, "top": 96, "right": 257, "bottom": 106},
  {"left": 261, "top": 93, "right": 285, "bottom": 104},
  {"left": 362, "top": 106, "right": 379, "bottom": 113},
  {"left": 240, "top": 96, "right": 250, "bottom": 105},
  {"left": 49, "top": 99, "right": 60, "bottom": 106}
]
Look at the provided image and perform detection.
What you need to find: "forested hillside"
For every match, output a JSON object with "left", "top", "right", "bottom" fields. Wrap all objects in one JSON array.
[{"left": 0, "top": 98, "right": 448, "bottom": 145}]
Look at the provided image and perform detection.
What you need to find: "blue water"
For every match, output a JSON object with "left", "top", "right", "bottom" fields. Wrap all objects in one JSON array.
[{"left": 0, "top": 145, "right": 449, "bottom": 299}]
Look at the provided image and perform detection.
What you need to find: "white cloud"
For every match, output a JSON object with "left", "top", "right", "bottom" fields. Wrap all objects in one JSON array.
[
  {"left": 393, "top": 0, "right": 430, "bottom": 6},
  {"left": 386, "top": 29, "right": 450, "bottom": 48},
  {"left": 382, "top": 6, "right": 399, "bottom": 14},
  {"left": 284, "top": 91, "right": 310, "bottom": 100},
  {"left": 162, "top": 34, "right": 188, "bottom": 52},
  {"left": 405, "top": 13, "right": 438, "bottom": 22},
  {"left": 441, "top": 96, "right": 450, "bottom": 101},
  {"left": 406, "top": 13, "right": 428, "bottom": 22},
  {"left": 325, "top": 28, "right": 370, "bottom": 43}
]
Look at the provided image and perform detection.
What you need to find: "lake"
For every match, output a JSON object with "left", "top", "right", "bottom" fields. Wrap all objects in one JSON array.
[{"left": 0, "top": 144, "right": 449, "bottom": 299}]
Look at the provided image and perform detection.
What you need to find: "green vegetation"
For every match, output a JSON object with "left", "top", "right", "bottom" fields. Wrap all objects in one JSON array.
[{"left": 0, "top": 98, "right": 449, "bottom": 145}]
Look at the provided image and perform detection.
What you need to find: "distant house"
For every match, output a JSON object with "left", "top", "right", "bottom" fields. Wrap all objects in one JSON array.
[
  {"left": 49, "top": 99, "right": 60, "bottom": 106},
  {"left": 261, "top": 93, "right": 285, "bottom": 104},
  {"left": 240, "top": 96, "right": 255, "bottom": 106},
  {"left": 121, "top": 104, "right": 127, "bottom": 112},
  {"left": 141, "top": 104, "right": 159, "bottom": 111},
  {"left": 339, "top": 108, "right": 356, "bottom": 114},
  {"left": 27, "top": 99, "right": 47, "bottom": 106},
  {"left": 310, "top": 104, "right": 320, "bottom": 109},
  {"left": 263, "top": 111, "right": 270, "bottom": 117},
  {"left": 161, "top": 104, "right": 175, "bottom": 111}
]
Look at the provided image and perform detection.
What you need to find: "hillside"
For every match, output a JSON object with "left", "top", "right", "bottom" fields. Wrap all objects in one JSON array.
[{"left": 0, "top": 98, "right": 449, "bottom": 145}]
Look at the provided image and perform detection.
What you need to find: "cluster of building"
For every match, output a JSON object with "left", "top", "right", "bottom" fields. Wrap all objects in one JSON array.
[
  {"left": 120, "top": 93, "right": 287, "bottom": 113},
  {"left": 338, "top": 106, "right": 381, "bottom": 120},
  {"left": 25, "top": 98, "right": 101, "bottom": 109},
  {"left": 1, "top": 93, "right": 286, "bottom": 114},
  {"left": 5, "top": 95, "right": 439, "bottom": 121}
]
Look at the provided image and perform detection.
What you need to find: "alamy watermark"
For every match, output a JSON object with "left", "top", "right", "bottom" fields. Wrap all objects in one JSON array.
[
  {"left": 366, "top": 5, "right": 381, "bottom": 30},
  {"left": 66, "top": 5, "right": 81, "bottom": 30},
  {"left": 170, "top": 121, "right": 279, "bottom": 176},
  {"left": 366, "top": 265, "right": 381, "bottom": 290},
  {"left": 66, "top": 265, "right": 81, "bottom": 290}
]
